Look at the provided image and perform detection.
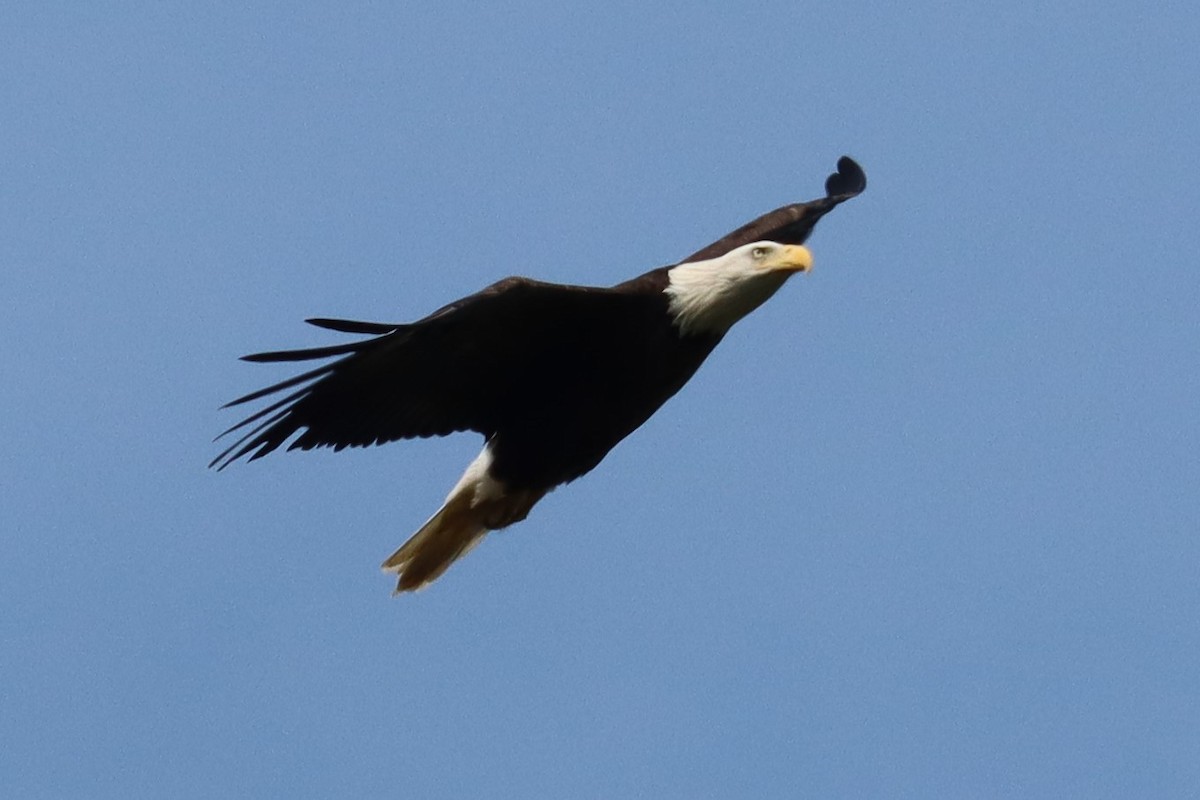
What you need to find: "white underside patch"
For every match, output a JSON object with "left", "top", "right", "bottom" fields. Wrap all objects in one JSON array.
[{"left": 446, "top": 442, "right": 507, "bottom": 508}]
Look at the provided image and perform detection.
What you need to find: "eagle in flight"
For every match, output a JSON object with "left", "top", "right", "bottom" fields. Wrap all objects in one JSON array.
[{"left": 213, "top": 156, "right": 866, "bottom": 592}]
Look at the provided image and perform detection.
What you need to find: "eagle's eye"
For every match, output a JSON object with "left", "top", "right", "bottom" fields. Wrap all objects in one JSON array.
[{"left": 751, "top": 246, "right": 768, "bottom": 259}]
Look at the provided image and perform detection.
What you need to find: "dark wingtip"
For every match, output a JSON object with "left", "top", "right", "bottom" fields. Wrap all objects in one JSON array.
[
  {"left": 306, "top": 317, "right": 401, "bottom": 335},
  {"left": 825, "top": 156, "right": 866, "bottom": 198}
]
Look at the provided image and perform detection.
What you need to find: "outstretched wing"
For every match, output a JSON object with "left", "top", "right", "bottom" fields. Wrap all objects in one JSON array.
[
  {"left": 210, "top": 277, "right": 638, "bottom": 469},
  {"left": 682, "top": 155, "right": 866, "bottom": 263}
]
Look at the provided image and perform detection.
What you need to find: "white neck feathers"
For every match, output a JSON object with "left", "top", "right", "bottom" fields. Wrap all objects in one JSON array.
[{"left": 664, "top": 250, "right": 792, "bottom": 337}]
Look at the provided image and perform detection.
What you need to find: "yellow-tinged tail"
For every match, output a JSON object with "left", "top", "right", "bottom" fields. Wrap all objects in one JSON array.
[
  {"left": 382, "top": 492, "right": 490, "bottom": 592},
  {"left": 382, "top": 443, "right": 546, "bottom": 593}
]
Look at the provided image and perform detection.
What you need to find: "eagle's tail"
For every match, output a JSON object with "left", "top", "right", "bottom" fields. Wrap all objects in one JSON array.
[
  {"left": 382, "top": 444, "right": 546, "bottom": 593},
  {"left": 382, "top": 495, "right": 490, "bottom": 593}
]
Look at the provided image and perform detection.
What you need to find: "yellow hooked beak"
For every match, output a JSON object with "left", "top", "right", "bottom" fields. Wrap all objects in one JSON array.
[{"left": 765, "top": 244, "right": 813, "bottom": 274}]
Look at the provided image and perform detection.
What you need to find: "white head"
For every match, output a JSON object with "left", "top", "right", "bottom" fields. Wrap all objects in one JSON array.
[{"left": 664, "top": 241, "right": 813, "bottom": 337}]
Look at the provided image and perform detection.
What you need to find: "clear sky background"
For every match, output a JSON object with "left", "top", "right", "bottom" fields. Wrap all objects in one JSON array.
[{"left": 3, "top": 2, "right": 1198, "bottom": 797}]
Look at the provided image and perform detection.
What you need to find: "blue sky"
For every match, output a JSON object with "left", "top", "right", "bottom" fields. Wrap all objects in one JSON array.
[{"left": 3, "top": 2, "right": 1198, "bottom": 797}]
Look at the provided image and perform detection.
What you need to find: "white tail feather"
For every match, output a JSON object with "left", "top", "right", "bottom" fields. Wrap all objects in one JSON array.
[
  {"left": 381, "top": 491, "right": 490, "bottom": 592},
  {"left": 382, "top": 444, "right": 547, "bottom": 593}
]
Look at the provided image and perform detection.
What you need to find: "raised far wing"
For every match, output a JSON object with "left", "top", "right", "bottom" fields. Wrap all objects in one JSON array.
[
  {"left": 682, "top": 156, "right": 866, "bottom": 263},
  {"left": 210, "top": 277, "right": 638, "bottom": 469}
]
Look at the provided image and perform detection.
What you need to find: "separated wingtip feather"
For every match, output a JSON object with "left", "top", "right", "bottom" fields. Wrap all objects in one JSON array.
[
  {"left": 221, "top": 363, "right": 334, "bottom": 408},
  {"left": 306, "top": 317, "right": 402, "bottom": 335}
]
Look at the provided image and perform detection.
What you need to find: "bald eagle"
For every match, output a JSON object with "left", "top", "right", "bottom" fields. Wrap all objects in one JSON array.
[{"left": 213, "top": 156, "right": 865, "bottom": 592}]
